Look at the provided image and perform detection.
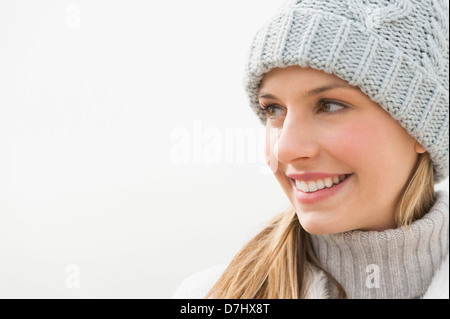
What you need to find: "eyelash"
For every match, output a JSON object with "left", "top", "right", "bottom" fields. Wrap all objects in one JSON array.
[{"left": 260, "top": 99, "right": 348, "bottom": 119}]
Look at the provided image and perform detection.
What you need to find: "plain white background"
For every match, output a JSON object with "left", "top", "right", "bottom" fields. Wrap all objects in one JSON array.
[{"left": 0, "top": 0, "right": 448, "bottom": 298}]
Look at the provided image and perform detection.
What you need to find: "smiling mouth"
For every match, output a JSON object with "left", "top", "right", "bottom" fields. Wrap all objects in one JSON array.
[{"left": 291, "top": 174, "right": 352, "bottom": 193}]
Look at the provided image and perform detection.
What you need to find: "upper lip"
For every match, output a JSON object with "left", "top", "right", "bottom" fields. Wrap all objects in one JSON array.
[{"left": 287, "top": 172, "right": 353, "bottom": 182}]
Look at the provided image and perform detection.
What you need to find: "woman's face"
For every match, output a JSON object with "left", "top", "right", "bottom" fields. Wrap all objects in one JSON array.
[{"left": 259, "top": 66, "right": 425, "bottom": 234}]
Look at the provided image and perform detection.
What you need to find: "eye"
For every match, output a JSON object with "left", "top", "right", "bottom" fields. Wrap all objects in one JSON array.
[
  {"left": 261, "top": 103, "right": 285, "bottom": 118},
  {"left": 318, "top": 100, "right": 347, "bottom": 114}
]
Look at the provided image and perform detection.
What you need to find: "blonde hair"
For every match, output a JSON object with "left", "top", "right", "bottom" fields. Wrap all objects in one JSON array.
[{"left": 206, "top": 152, "right": 436, "bottom": 299}]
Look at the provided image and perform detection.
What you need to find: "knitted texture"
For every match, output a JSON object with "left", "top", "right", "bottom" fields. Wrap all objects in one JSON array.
[
  {"left": 243, "top": 0, "right": 449, "bottom": 183},
  {"left": 309, "top": 191, "right": 449, "bottom": 299}
]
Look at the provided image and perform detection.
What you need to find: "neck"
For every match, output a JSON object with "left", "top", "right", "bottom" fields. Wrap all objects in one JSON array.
[{"left": 308, "top": 191, "right": 449, "bottom": 299}]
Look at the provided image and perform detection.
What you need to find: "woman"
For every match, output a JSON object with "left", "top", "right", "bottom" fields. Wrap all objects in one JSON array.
[{"left": 174, "top": 0, "right": 449, "bottom": 299}]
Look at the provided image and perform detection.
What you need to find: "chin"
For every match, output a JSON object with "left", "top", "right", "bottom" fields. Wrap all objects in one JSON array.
[{"left": 296, "top": 211, "right": 351, "bottom": 235}]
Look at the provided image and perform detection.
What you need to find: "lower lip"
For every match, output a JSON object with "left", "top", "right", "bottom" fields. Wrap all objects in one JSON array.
[{"left": 291, "top": 175, "right": 353, "bottom": 205}]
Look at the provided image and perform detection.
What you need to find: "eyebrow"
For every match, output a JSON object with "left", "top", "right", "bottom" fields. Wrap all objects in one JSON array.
[{"left": 258, "top": 83, "right": 359, "bottom": 100}]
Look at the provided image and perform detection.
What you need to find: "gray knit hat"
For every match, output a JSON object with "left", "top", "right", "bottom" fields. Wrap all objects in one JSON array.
[{"left": 244, "top": 0, "right": 449, "bottom": 183}]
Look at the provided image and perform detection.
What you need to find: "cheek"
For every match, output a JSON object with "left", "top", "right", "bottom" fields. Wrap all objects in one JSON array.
[
  {"left": 326, "top": 122, "right": 389, "bottom": 207},
  {"left": 265, "top": 126, "right": 292, "bottom": 194},
  {"left": 327, "top": 122, "right": 376, "bottom": 166},
  {"left": 265, "top": 126, "right": 280, "bottom": 173},
  {"left": 328, "top": 117, "right": 417, "bottom": 188},
  {"left": 327, "top": 119, "right": 401, "bottom": 178}
]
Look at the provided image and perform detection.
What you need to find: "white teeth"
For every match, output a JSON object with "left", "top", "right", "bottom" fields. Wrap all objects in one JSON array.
[
  {"left": 316, "top": 179, "right": 325, "bottom": 190},
  {"left": 307, "top": 181, "right": 318, "bottom": 192},
  {"left": 295, "top": 175, "right": 348, "bottom": 193},
  {"left": 324, "top": 177, "right": 333, "bottom": 188},
  {"left": 300, "top": 181, "right": 308, "bottom": 192},
  {"left": 295, "top": 180, "right": 309, "bottom": 192}
]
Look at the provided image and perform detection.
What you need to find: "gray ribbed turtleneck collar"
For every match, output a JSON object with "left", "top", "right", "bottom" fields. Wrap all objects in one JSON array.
[{"left": 309, "top": 191, "right": 449, "bottom": 299}]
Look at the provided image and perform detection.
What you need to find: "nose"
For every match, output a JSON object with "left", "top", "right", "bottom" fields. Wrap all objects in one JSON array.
[{"left": 271, "top": 113, "right": 320, "bottom": 165}]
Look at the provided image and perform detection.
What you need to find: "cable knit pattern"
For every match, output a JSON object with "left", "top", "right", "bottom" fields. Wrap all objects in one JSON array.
[
  {"left": 309, "top": 191, "right": 449, "bottom": 299},
  {"left": 243, "top": 0, "right": 449, "bottom": 183}
]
